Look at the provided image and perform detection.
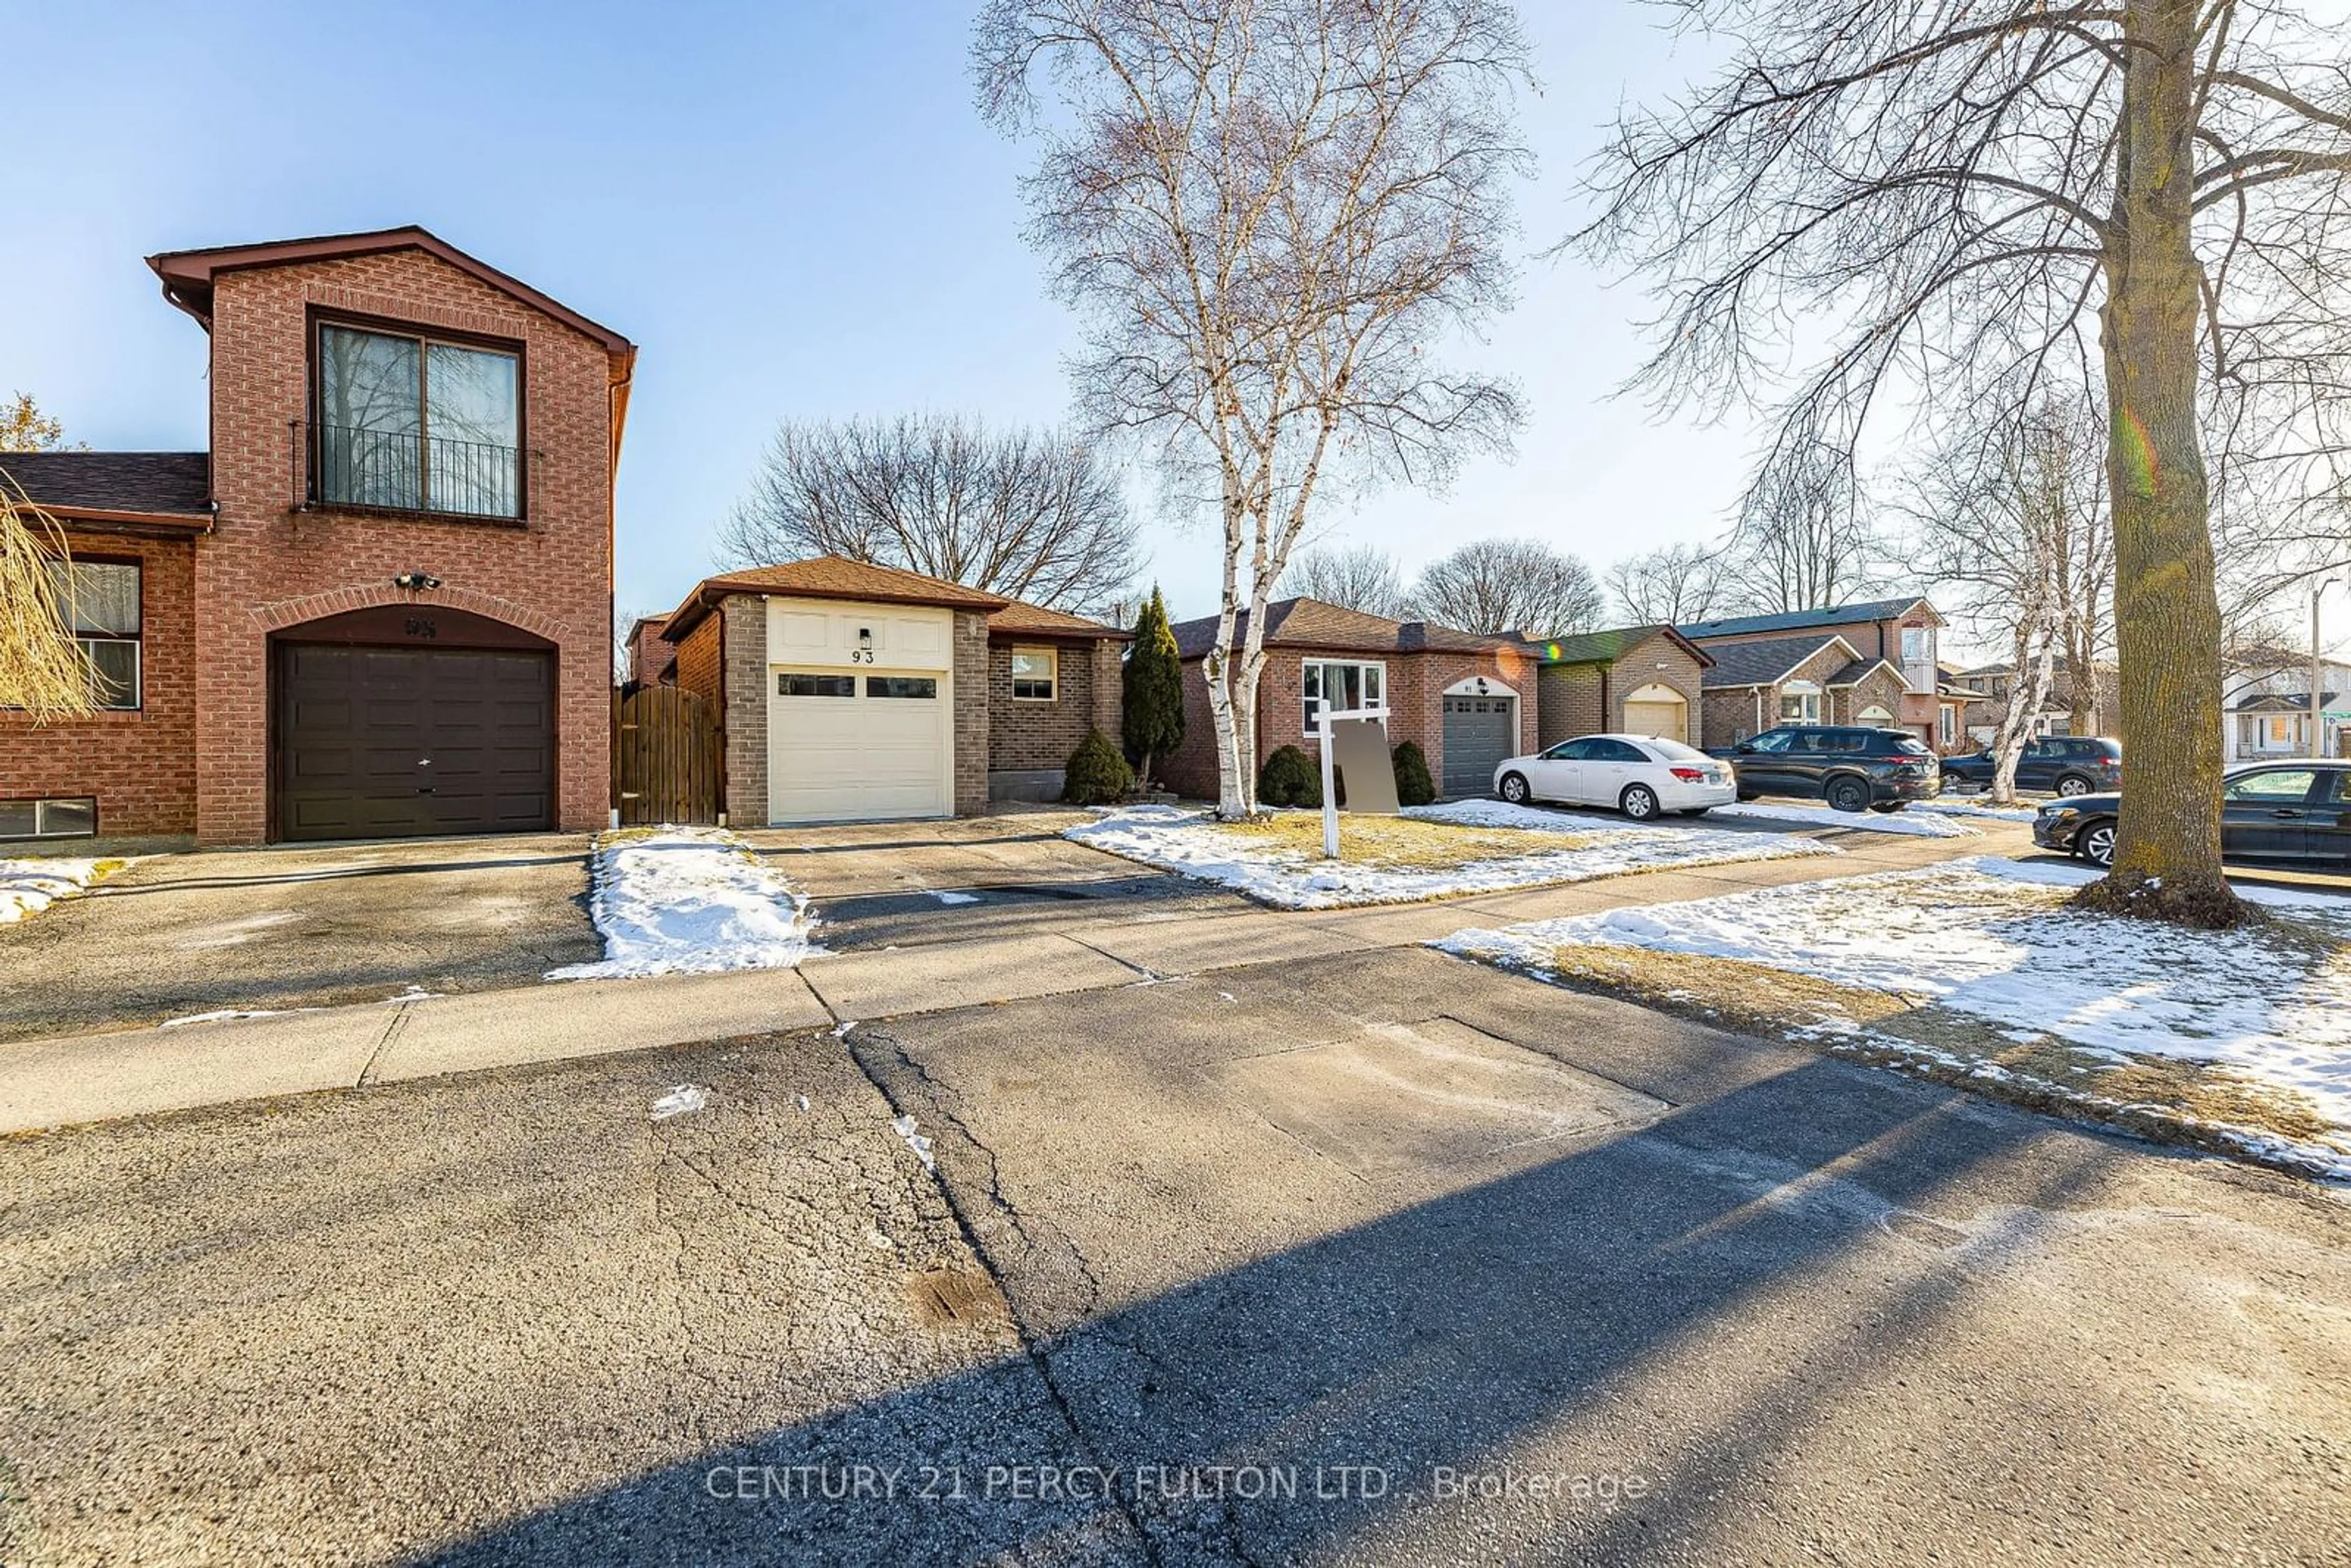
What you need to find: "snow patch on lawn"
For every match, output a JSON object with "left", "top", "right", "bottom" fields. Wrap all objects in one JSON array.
[
  {"left": 0, "top": 857, "right": 111, "bottom": 922},
  {"left": 1437, "top": 857, "right": 2351, "bottom": 1160},
  {"left": 1711, "top": 800, "right": 1981, "bottom": 837},
  {"left": 1065, "top": 803, "right": 1836, "bottom": 910},
  {"left": 1914, "top": 798, "right": 2041, "bottom": 823},
  {"left": 547, "top": 828, "right": 816, "bottom": 980}
]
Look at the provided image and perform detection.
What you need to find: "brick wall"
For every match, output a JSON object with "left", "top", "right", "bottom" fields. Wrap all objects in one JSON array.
[
  {"left": 988, "top": 638, "right": 1096, "bottom": 771},
  {"left": 952, "top": 611, "right": 990, "bottom": 813},
  {"left": 0, "top": 531, "right": 198, "bottom": 839},
  {"left": 1537, "top": 665, "right": 1604, "bottom": 748},
  {"left": 198, "top": 247, "right": 616, "bottom": 842},
  {"left": 1089, "top": 640, "right": 1123, "bottom": 748},
  {"left": 719, "top": 596, "right": 768, "bottom": 824},
  {"left": 1161, "top": 658, "right": 1221, "bottom": 799},
  {"left": 628, "top": 619, "right": 678, "bottom": 684},
  {"left": 1834, "top": 665, "right": 1910, "bottom": 730}
]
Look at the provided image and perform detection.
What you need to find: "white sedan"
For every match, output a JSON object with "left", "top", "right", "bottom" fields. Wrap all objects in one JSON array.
[{"left": 1492, "top": 733, "right": 1738, "bottom": 820}]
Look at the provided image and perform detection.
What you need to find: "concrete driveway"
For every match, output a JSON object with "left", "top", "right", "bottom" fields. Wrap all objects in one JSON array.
[
  {"left": 0, "top": 834, "right": 598, "bottom": 1041},
  {"left": 3, "top": 943, "right": 2344, "bottom": 1566}
]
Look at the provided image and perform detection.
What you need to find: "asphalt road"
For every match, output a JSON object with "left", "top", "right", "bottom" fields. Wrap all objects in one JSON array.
[{"left": 4, "top": 945, "right": 2345, "bottom": 1566}]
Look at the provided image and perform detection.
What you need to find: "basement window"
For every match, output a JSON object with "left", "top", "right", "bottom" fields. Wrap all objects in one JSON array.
[{"left": 0, "top": 797, "right": 97, "bottom": 839}]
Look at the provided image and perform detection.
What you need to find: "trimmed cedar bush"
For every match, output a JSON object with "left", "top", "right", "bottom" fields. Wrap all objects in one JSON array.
[
  {"left": 1121, "top": 587, "right": 1185, "bottom": 786},
  {"left": 1391, "top": 741, "right": 1437, "bottom": 806},
  {"left": 1257, "top": 745, "right": 1322, "bottom": 808},
  {"left": 1061, "top": 729, "right": 1136, "bottom": 805}
]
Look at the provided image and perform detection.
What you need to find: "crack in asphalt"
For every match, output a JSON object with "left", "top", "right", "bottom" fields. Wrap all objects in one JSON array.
[{"left": 840, "top": 1022, "right": 1160, "bottom": 1568}]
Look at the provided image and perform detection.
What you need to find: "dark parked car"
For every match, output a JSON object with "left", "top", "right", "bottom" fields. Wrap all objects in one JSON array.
[
  {"left": 1706, "top": 726, "right": 1941, "bottom": 812},
  {"left": 2033, "top": 760, "right": 2351, "bottom": 868},
  {"left": 1941, "top": 736, "right": 2122, "bottom": 797}
]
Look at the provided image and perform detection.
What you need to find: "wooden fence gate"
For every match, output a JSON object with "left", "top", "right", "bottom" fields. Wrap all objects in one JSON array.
[{"left": 612, "top": 686, "right": 721, "bottom": 826}]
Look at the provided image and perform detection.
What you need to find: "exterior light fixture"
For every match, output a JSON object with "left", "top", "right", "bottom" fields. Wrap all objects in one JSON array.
[{"left": 393, "top": 571, "right": 443, "bottom": 592}]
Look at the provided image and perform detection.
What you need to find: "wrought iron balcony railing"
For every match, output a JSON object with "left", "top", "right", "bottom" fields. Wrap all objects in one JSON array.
[{"left": 315, "top": 422, "right": 522, "bottom": 520}]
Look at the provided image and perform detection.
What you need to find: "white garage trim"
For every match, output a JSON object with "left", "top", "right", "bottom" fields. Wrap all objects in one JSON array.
[{"left": 1442, "top": 674, "right": 1519, "bottom": 699}]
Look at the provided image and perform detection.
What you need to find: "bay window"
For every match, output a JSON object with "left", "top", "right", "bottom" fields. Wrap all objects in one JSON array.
[{"left": 316, "top": 321, "right": 522, "bottom": 518}]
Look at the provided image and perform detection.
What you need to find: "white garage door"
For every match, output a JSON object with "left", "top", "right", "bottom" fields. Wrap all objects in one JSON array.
[
  {"left": 1622, "top": 685, "right": 1688, "bottom": 744},
  {"left": 768, "top": 669, "right": 952, "bottom": 823}
]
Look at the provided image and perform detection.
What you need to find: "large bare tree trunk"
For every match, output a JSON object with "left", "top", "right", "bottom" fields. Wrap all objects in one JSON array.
[{"left": 2091, "top": 0, "right": 2237, "bottom": 921}]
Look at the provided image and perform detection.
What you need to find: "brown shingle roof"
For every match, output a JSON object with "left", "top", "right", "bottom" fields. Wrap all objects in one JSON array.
[
  {"left": 1168, "top": 598, "right": 1508, "bottom": 659},
  {"left": 0, "top": 451, "right": 212, "bottom": 524},
  {"left": 662, "top": 557, "right": 1012, "bottom": 640},
  {"left": 987, "top": 601, "right": 1130, "bottom": 640}
]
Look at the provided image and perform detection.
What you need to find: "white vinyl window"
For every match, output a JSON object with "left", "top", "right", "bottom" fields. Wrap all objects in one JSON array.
[
  {"left": 1010, "top": 646, "right": 1057, "bottom": 702},
  {"left": 1302, "top": 660, "right": 1385, "bottom": 734},
  {"left": 1777, "top": 682, "right": 1821, "bottom": 723}
]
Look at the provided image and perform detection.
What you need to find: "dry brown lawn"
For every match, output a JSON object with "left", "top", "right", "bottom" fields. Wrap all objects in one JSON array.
[{"left": 1213, "top": 812, "right": 1594, "bottom": 869}]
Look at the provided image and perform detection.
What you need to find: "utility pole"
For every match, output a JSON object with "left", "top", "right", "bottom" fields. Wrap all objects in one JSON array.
[{"left": 2317, "top": 578, "right": 2344, "bottom": 758}]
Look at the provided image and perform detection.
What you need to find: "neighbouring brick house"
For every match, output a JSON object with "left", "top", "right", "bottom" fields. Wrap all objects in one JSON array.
[
  {"left": 1681, "top": 596, "right": 1953, "bottom": 749},
  {"left": 1, "top": 227, "right": 631, "bottom": 846},
  {"left": 1162, "top": 599, "right": 1539, "bottom": 800},
  {"left": 623, "top": 615, "right": 679, "bottom": 687},
  {"left": 1697, "top": 634, "right": 1911, "bottom": 749},
  {"left": 1523, "top": 625, "right": 1713, "bottom": 749},
  {"left": 661, "top": 557, "right": 1126, "bottom": 823}
]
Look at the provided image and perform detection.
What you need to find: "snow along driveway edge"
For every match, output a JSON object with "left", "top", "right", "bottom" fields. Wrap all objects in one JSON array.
[{"left": 547, "top": 827, "right": 818, "bottom": 981}]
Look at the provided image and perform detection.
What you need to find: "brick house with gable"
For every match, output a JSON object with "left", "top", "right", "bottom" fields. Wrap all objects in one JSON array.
[
  {"left": 1696, "top": 634, "right": 1911, "bottom": 749},
  {"left": 1160, "top": 599, "right": 1540, "bottom": 800},
  {"left": 1680, "top": 596, "right": 1952, "bottom": 749},
  {"left": 659, "top": 557, "right": 1128, "bottom": 823},
  {"left": 1, "top": 227, "right": 631, "bottom": 846}
]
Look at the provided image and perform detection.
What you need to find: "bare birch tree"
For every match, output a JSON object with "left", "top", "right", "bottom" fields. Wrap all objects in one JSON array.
[
  {"left": 976, "top": 0, "right": 1531, "bottom": 816},
  {"left": 1290, "top": 541, "right": 1409, "bottom": 617},
  {"left": 717, "top": 412, "right": 1141, "bottom": 614},
  {"left": 1607, "top": 541, "right": 1741, "bottom": 626},
  {"left": 1906, "top": 399, "right": 2112, "bottom": 800},
  {"left": 1409, "top": 536, "right": 1602, "bottom": 637},
  {"left": 1577, "top": 0, "right": 2351, "bottom": 924}
]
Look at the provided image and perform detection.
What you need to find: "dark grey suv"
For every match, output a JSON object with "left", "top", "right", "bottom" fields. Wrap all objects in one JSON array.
[
  {"left": 1941, "top": 736, "right": 2122, "bottom": 797},
  {"left": 1707, "top": 726, "right": 1941, "bottom": 812}
]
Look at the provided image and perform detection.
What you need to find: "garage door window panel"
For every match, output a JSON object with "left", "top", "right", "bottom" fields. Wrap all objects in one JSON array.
[
  {"left": 867, "top": 677, "right": 938, "bottom": 699},
  {"left": 780, "top": 674, "right": 857, "bottom": 697}
]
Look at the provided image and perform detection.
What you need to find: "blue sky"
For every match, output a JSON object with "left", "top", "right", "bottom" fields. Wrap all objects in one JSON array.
[{"left": 9, "top": 1, "right": 1766, "bottom": 628}]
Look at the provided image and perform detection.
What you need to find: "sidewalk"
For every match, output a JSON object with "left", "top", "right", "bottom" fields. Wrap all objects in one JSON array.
[{"left": 0, "top": 828, "right": 2012, "bottom": 1134}]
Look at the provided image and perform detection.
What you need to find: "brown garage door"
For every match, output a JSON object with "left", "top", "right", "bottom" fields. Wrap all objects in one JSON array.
[{"left": 275, "top": 642, "right": 555, "bottom": 841}]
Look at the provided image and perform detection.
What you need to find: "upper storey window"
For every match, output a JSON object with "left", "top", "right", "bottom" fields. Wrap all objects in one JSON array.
[{"left": 315, "top": 323, "right": 521, "bottom": 519}]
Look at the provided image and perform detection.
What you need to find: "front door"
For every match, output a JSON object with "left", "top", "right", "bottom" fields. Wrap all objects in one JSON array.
[{"left": 2221, "top": 767, "right": 2319, "bottom": 860}]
